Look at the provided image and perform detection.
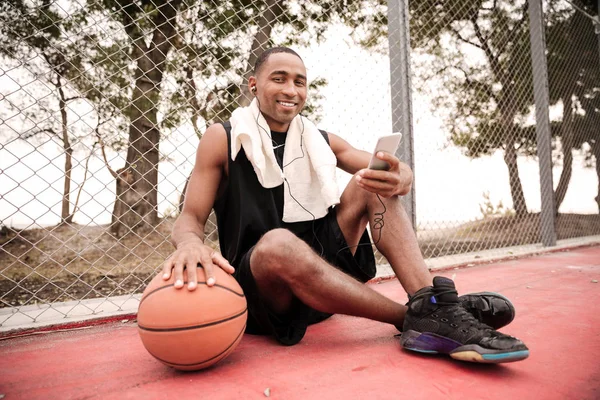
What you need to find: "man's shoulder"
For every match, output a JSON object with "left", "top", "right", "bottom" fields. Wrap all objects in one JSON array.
[
  {"left": 202, "top": 122, "right": 229, "bottom": 145},
  {"left": 197, "top": 123, "right": 229, "bottom": 166},
  {"left": 205, "top": 122, "right": 228, "bottom": 135}
]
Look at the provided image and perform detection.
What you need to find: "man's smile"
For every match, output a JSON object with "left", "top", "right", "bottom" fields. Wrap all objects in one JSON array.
[{"left": 276, "top": 100, "right": 297, "bottom": 108}]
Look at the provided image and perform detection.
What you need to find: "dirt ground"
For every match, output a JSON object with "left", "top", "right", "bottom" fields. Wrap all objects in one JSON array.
[{"left": 1, "top": 213, "right": 598, "bottom": 308}]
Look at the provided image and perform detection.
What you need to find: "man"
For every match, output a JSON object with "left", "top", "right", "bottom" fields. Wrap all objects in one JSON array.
[{"left": 162, "top": 47, "right": 529, "bottom": 363}]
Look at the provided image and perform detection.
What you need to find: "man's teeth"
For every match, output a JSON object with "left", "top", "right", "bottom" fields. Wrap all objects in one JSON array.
[{"left": 278, "top": 101, "right": 295, "bottom": 107}]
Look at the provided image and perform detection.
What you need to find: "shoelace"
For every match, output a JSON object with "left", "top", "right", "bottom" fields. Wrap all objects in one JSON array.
[{"left": 411, "top": 289, "right": 494, "bottom": 332}]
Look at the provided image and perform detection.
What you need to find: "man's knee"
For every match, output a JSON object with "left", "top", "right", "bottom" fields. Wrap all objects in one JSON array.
[{"left": 251, "top": 229, "right": 318, "bottom": 283}]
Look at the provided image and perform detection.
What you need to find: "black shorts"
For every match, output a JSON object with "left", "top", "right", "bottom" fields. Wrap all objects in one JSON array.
[{"left": 233, "top": 207, "right": 376, "bottom": 346}]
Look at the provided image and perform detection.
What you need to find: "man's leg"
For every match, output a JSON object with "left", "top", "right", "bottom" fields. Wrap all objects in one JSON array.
[
  {"left": 250, "top": 229, "right": 405, "bottom": 326},
  {"left": 334, "top": 174, "right": 432, "bottom": 295},
  {"left": 335, "top": 175, "right": 516, "bottom": 330},
  {"left": 333, "top": 176, "right": 528, "bottom": 363}
]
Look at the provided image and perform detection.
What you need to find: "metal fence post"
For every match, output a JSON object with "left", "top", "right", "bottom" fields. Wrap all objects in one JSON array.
[
  {"left": 596, "top": 0, "right": 600, "bottom": 66},
  {"left": 528, "top": 0, "right": 557, "bottom": 246},
  {"left": 387, "top": 0, "right": 416, "bottom": 229}
]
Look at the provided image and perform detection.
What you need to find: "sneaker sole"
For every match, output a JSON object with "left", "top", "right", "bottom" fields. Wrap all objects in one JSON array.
[{"left": 401, "top": 330, "right": 529, "bottom": 364}]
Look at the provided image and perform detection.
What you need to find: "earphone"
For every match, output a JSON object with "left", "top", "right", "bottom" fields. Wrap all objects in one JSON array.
[{"left": 252, "top": 88, "right": 386, "bottom": 259}]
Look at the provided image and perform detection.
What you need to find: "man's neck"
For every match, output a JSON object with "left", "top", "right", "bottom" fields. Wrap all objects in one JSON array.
[{"left": 262, "top": 113, "right": 290, "bottom": 132}]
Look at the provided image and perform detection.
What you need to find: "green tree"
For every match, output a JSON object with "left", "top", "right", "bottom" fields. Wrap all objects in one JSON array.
[
  {"left": 91, "top": 0, "right": 362, "bottom": 232},
  {"left": 546, "top": 0, "right": 599, "bottom": 212},
  {"left": 153, "top": 0, "right": 386, "bottom": 209},
  {"left": 2, "top": 0, "right": 390, "bottom": 232},
  {"left": 409, "top": 0, "right": 537, "bottom": 216},
  {"left": 0, "top": 1, "right": 110, "bottom": 224},
  {"left": 92, "top": 0, "right": 186, "bottom": 233}
]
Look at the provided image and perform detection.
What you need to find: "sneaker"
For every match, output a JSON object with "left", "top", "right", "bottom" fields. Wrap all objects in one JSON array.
[
  {"left": 401, "top": 277, "right": 529, "bottom": 363},
  {"left": 459, "top": 292, "right": 515, "bottom": 330}
]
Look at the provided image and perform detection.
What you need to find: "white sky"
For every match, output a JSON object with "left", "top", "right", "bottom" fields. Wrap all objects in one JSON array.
[{"left": 0, "top": 22, "right": 598, "bottom": 230}]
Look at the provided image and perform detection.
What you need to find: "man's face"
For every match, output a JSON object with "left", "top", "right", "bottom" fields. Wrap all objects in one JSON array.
[{"left": 252, "top": 53, "right": 307, "bottom": 131}]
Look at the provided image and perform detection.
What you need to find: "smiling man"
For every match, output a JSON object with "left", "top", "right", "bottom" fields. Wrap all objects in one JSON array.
[{"left": 163, "top": 47, "right": 529, "bottom": 363}]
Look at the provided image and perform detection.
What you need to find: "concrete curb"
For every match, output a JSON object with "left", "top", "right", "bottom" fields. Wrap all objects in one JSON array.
[{"left": 2, "top": 235, "right": 599, "bottom": 338}]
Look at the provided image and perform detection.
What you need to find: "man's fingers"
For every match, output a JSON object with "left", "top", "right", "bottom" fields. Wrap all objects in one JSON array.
[
  {"left": 200, "top": 257, "right": 217, "bottom": 287},
  {"left": 357, "top": 174, "right": 395, "bottom": 191},
  {"left": 173, "top": 260, "right": 185, "bottom": 289},
  {"left": 211, "top": 252, "right": 235, "bottom": 274},
  {"left": 186, "top": 262, "right": 198, "bottom": 291},
  {"left": 162, "top": 257, "right": 173, "bottom": 280},
  {"left": 377, "top": 151, "right": 400, "bottom": 167},
  {"left": 359, "top": 168, "right": 392, "bottom": 181}
]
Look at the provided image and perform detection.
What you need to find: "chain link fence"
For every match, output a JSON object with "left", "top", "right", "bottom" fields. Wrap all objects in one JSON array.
[
  {"left": 410, "top": 0, "right": 600, "bottom": 258},
  {"left": 0, "top": 0, "right": 598, "bottom": 331}
]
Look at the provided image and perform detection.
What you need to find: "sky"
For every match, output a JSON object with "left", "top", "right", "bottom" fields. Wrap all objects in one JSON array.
[{"left": 0, "top": 21, "right": 598, "bottom": 230}]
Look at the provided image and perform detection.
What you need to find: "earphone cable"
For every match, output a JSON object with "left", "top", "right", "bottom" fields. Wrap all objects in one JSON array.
[{"left": 252, "top": 95, "right": 386, "bottom": 260}]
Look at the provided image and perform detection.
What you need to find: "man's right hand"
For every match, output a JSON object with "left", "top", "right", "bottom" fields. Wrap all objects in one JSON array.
[{"left": 161, "top": 240, "right": 234, "bottom": 291}]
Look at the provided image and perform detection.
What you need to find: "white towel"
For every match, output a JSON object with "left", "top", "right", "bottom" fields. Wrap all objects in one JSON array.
[{"left": 230, "top": 99, "right": 339, "bottom": 223}]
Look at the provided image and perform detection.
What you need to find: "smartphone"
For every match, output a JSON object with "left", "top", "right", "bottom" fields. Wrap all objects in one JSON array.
[{"left": 368, "top": 133, "right": 402, "bottom": 170}]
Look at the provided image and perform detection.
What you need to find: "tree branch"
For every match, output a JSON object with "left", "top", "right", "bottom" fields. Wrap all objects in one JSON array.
[
  {"left": 455, "top": 65, "right": 498, "bottom": 104},
  {"left": 65, "top": 141, "right": 97, "bottom": 223},
  {"left": 94, "top": 114, "right": 119, "bottom": 179},
  {"left": 149, "top": 0, "right": 183, "bottom": 63},
  {"left": 471, "top": 17, "right": 504, "bottom": 84},
  {"left": 120, "top": 3, "right": 147, "bottom": 58},
  {"left": 21, "top": 128, "right": 56, "bottom": 140},
  {"left": 449, "top": 26, "right": 484, "bottom": 50},
  {"left": 41, "top": 52, "right": 60, "bottom": 86}
]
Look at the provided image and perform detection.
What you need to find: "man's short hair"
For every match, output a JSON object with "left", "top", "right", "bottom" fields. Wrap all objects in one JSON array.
[{"left": 254, "top": 47, "right": 303, "bottom": 75}]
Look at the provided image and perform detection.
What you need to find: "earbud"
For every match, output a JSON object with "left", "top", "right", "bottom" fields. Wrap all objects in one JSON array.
[{"left": 251, "top": 86, "right": 256, "bottom": 93}]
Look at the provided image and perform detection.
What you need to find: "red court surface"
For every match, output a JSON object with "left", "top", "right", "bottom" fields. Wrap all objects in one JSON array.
[{"left": 1, "top": 245, "right": 599, "bottom": 400}]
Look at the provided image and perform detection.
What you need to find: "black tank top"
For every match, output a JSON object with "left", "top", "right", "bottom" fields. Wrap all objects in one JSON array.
[{"left": 213, "top": 121, "right": 331, "bottom": 268}]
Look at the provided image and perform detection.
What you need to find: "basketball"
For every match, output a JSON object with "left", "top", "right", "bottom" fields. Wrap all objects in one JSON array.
[{"left": 137, "top": 265, "right": 247, "bottom": 371}]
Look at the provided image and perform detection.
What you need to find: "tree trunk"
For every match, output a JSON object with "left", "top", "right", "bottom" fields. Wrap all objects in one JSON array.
[
  {"left": 185, "top": 65, "right": 203, "bottom": 139},
  {"left": 503, "top": 135, "right": 528, "bottom": 216},
  {"left": 121, "top": 0, "right": 182, "bottom": 232},
  {"left": 65, "top": 143, "right": 95, "bottom": 224},
  {"left": 57, "top": 77, "right": 73, "bottom": 224},
  {"left": 554, "top": 96, "right": 574, "bottom": 213},
  {"left": 498, "top": 99, "right": 528, "bottom": 217},
  {"left": 469, "top": 17, "right": 529, "bottom": 217},
  {"left": 238, "top": 0, "right": 278, "bottom": 107}
]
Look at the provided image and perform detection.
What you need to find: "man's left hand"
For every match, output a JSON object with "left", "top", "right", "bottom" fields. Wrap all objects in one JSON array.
[{"left": 355, "top": 152, "right": 412, "bottom": 197}]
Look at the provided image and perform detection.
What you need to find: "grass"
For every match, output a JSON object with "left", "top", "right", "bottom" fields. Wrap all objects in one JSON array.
[{"left": 1, "top": 213, "right": 598, "bottom": 307}]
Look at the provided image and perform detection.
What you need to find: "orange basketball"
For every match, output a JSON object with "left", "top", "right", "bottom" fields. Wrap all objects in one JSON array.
[{"left": 137, "top": 266, "right": 247, "bottom": 371}]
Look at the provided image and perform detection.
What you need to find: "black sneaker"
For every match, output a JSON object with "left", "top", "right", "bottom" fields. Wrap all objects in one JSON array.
[
  {"left": 459, "top": 292, "right": 515, "bottom": 330},
  {"left": 401, "top": 277, "right": 529, "bottom": 363}
]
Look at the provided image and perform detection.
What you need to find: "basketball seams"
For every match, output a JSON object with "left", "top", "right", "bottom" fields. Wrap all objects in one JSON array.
[
  {"left": 138, "top": 308, "right": 247, "bottom": 332},
  {"left": 146, "top": 323, "right": 246, "bottom": 369},
  {"left": 139, "top": 281, "right": 245, "bottom": 306},
  {"left": 138, "top": 267, "right": 247, "bottom": 371}
]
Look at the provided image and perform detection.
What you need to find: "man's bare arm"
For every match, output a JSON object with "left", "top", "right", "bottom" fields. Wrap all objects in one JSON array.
[
  {"left": 327, "top": 132, "right": 371, "bottom": 174},
  {"left": 328, "top": 132, "right": 413, "bottom": 197},
  {"left": 164, "top": 123, "right": 233, "bottom": 289}
]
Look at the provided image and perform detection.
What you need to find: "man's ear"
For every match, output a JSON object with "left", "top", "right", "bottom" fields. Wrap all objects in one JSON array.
[{"left": 248, "top": 76, "right": 257, "bottom": 94}]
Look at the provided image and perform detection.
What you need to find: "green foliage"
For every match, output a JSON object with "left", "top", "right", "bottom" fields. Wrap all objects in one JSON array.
[
  {"left": 0, "top": 0, "right": 131, "bottom": 151},
  {"left": 479, "top": 191, "right": 515, "bottom": 219},
  {"left": 410, "top": 0, "right": 536, "bottom": 159},
  {"left": 159, "top": 0, "right": 388, "bottom": 134},
  {"left": 409, "top": 0, "right": 599, "bottom": 166},
  {"left": 545, "top": 0, "right": 599, "bottom": 161},
  {"left": 1, "top": 0, "right": 392, "bottom": 151}
]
